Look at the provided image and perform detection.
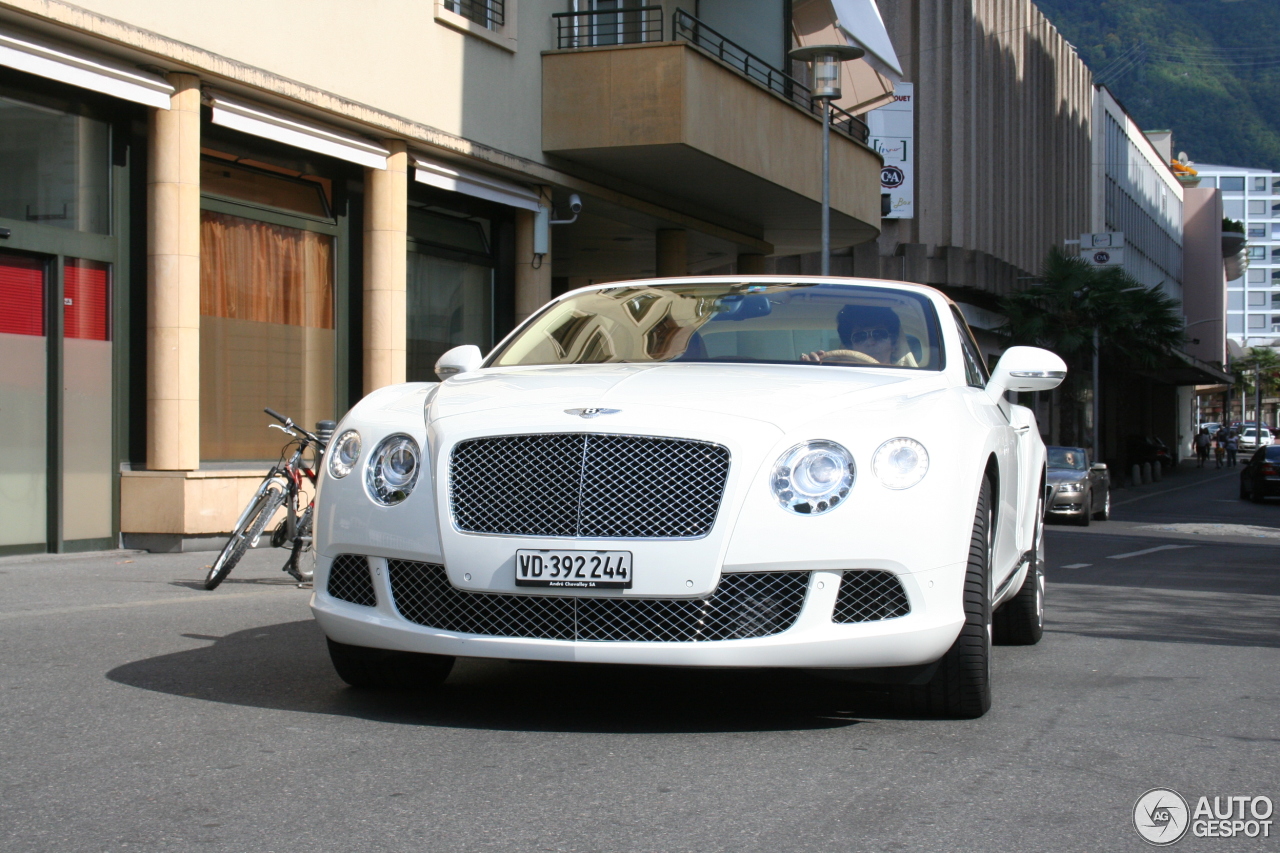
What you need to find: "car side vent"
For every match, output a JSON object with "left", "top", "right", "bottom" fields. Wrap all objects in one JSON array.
[
  {"left": 832, "top": 570, "right": 910, "bottom": 623},
  {"left": 327, "top": 554, "right": 377, "bottom": 607}
]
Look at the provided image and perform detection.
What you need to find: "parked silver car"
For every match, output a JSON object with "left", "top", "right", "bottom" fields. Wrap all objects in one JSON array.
[{"left": 1045, "top": 446, "right": 1110, "bottom": 526}]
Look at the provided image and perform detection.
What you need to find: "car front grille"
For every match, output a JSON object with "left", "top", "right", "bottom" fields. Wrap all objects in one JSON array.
[
  {"left": 449, "top": 433, "right": 731, "bottom": 538},
  {"left": 831, "top": 570, "right": 911, "bottom": 623},
  {"left": 386, "top": 559, "right": 808, "bottom": 641},
  {"left": 327, "top": 554, "right": 377, "bottom": 607}
]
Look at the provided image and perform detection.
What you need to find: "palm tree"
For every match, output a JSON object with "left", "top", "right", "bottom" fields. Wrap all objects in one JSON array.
[
  {"left": 997, "top": 247, "right": 1186, "bottom": 446},
  {"left": 1231, "top": 347, "right": 1280, "bottom": 423}
]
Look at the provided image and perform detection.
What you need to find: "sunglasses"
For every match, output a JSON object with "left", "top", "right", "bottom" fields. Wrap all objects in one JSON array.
[{"left": 848, "top": 328, "right": 892, "bottom": 344}]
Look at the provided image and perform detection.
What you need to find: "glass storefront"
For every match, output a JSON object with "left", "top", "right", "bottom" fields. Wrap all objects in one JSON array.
[{"left": 0, "top": 252, "right": 48, "bottom": 550}]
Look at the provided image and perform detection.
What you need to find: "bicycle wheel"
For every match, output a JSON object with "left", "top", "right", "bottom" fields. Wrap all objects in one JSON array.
[{"left": 204, "top": 484, "right": 286, "bottom": 590}]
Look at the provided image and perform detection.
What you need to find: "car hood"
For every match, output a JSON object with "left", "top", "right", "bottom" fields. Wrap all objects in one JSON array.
[
  {"left": 1047, "top": 467, "right": 1087, "bottom": 484},
  {"left": 428, "top": 363, "right": 944, "bottom": 431}
]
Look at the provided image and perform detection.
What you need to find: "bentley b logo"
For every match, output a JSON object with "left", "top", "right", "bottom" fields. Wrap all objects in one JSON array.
[{"left": 565, "top": 407, "right": 620, "bottom": 419}]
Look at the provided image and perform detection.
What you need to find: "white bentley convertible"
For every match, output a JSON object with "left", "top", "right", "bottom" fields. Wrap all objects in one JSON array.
[{"left": 311, "top": 278, "right": 1065, "bottom": 718}]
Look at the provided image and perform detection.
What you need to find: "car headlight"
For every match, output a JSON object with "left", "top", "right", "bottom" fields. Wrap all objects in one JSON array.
[
  {"left": 872, "top": 438, "right": 929, "bottom": 490},
  {"left": 1058, "top": 482, "right": 1084, "bottom": 493},
  {"left": 366, "top": 434, "right": 421, "bottom": 506},
  {"left": 327, "top": 429, "right": 361, "bottom": 479},
  {"left": 771, "top": 440, "right": 855, "bottom": 515}
]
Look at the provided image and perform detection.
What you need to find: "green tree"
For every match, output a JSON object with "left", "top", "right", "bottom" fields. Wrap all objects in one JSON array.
[{"left": 997, "top": 247, "right": 1186, "bottom": 446}]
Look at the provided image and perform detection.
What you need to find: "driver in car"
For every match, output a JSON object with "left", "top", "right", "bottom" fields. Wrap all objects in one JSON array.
[{"left": 802, "top": 304, "right": 919, "bottom": 366}]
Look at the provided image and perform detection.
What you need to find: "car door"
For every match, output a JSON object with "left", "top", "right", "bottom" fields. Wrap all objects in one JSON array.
[{"left": 951, "top": 308, "right": 1022, "bottom": 586}]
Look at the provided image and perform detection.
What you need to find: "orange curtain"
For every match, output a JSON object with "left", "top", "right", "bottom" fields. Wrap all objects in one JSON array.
[{"left": 200, "top": 210, "right": 334, "bottom": 329}]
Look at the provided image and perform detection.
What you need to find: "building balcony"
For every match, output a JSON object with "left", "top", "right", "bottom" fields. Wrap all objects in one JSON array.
[{"left": 542, "top": 9, "right": 883, "bottom": 255}]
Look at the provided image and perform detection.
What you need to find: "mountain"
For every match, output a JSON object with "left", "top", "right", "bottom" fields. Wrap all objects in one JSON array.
[{"left": 1035, "top": 0, "right": 1280, "bottom": 170}]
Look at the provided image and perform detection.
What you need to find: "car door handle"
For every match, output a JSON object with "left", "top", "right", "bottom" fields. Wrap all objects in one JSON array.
[{"left": 1014, "top": 424, "right": 1031, "bottom": 434}]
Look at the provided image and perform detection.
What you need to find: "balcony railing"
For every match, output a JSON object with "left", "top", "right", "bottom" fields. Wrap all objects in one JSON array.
[
  {"left": 551, "top": 7, "right": 868, "bottom": 144},
  {"left": 446, "top": 0, "right": 505, "bottom": 28},
  {"left": 553, "top": 6, "right": 663, "bottom": 49}
]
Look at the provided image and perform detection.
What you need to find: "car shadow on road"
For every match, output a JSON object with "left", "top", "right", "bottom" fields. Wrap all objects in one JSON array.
[
  {"left": 1047, "top": 582, "right": 1280, "bottom": 649},
  {"left": 105, "top": 620, "right": 937, "bottom": 733}
]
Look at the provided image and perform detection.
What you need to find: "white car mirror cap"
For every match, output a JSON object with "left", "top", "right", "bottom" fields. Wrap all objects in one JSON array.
[
  {"left": 1091, "top": 462, "right": 1108, "bottom": 471},
  {"left": 435, "top": 344, "right": 483, "bottom": 380},
  {"left": 986, "top": 345, "right": 1067, "bottom": 400}
]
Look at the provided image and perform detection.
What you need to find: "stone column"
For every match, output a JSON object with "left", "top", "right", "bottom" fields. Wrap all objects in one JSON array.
[
  {"left": 363, "top": 140, "right": 408, "bottom": 394},
  {"left": 515, "top": 206, "right": 551, "bottom": 323},
  {"left": 656, "top": 229, "right": 687, "bottom": 277},
  {"left": 147, "top": 73, "right": 201, "bottom": 471},
  {"left": 736, "top": 253, "right": 767, "bottom": 274}
]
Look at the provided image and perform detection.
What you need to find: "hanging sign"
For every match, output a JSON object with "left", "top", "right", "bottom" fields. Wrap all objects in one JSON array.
[
  {"left": 1080, "top": 232, "right": 1126, "bottom": 266},
  {"left": 867, "top": 82, "right": 913, "bottom": 219}
]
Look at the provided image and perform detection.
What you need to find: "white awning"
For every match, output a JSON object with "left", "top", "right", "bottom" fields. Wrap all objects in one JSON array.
[
  {"left": 0, "top": 25, "right": 173, "bottom": 109},
  {"left": 830, "top": 0, "right": 903, "bottom": 81},
  {"left": 209, "top": 92, "right": 389, "bottom": 170},
  {"left": 413, "top": 156, "right": 543, "bottom": 211}
]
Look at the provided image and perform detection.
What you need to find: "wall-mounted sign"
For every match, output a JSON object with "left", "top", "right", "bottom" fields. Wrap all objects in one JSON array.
[
  {"left": 867, "top": 82, "right": 913, "bottom": 219},
  {"left": 1081, "top": 232, "right": 1125, "bottom": 266}
]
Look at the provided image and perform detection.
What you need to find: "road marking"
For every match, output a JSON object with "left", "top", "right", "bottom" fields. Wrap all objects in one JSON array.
[
  {"left": 0, "top": 589, "right": 299, "bottom": 621},
  {"left": 1106, "top": 544, "right": 1198, "bottom": 560},
  {"left": 1110, "top": 470, "right": 1236, "bottom": 507},
  {"left": 1060, "top": 563, "right": 1092, "bottom": 569}
]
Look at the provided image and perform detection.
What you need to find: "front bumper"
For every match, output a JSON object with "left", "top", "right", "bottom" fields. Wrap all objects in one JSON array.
[{"left": 310, "top": 555, "right": 966, "bottom": 670}]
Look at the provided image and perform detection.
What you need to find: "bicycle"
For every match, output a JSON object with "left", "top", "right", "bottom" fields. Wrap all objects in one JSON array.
[{"left": 203, "top": 408, "right": 334, "bottom": 591}]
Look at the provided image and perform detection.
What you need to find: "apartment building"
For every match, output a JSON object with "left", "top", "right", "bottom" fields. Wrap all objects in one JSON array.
[{"left": 0, "top": 0, "right": 894, "bottom": 554}]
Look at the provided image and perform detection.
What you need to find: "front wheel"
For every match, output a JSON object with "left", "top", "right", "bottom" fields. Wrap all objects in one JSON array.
[
  {"left": 204, "top": 484, "right": 286, "bottom": 590},
  {"left": 994, "top": 488, "right": 1045, "bottom": 646},
  {"left": 327, "top": 639, "right": 454, "bottom": 691},
  {"left": 899, "top": 477, "right": 993, "bottom": 718}
]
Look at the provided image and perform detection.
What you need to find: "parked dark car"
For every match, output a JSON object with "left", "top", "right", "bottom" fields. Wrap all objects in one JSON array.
[
  {"left": 1239, "top": 445, "right": 1280, "bottom": 502},
  {"left": 1127, "top": 435, "right": 1174, "bottom": 471},
  {"left": 1046, "top": 445, "right": 1111, "bottom": 525}
]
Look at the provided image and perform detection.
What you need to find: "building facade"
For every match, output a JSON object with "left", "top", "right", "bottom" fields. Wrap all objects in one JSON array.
[{"left": 0, "top": 0, "right": 894, "bottom": 554}]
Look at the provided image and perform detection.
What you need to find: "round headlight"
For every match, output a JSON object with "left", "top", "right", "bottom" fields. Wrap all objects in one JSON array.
[
  {"left": 772, "top": 440, "right": 855, "bottom": 515},
  {"left": 327, "top": 430, "right": 361, "bottom": 479},
  {"left": 366, "top": 434, "right": 421, "bottom": 506},
  {"left": 872, "top": 437, "right": 929, "bottom": 489}
]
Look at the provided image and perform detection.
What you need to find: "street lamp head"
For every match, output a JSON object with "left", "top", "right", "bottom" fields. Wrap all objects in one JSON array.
[{"left": 789, "top": 44, "right": 864, "bottom": 100}]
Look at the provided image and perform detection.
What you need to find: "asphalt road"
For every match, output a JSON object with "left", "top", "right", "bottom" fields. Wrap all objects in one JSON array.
[{"left": 2, "top": 464, "right": 1277, "bottom": 852}]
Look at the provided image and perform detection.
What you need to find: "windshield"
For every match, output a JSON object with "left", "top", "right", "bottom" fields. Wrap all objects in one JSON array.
[
  {"left": 1047, "top": 447, "right": 1087, "bottom": 470},
  {"left": 490, "top": 282, "right": 943, "bottom": 370}
]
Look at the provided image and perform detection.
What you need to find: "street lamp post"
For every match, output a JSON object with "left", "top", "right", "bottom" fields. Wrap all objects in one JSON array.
[{"left": 789, "top": 44, "right": 864, "bottom": 276}]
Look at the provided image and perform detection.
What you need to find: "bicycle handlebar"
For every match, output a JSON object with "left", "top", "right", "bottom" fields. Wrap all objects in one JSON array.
[{"left": 263, "top": 408, "right": 324, "bottom": 449}]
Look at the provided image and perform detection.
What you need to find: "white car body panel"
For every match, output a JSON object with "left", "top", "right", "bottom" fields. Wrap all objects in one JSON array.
[{"left": 311, "top": 277, "right": 1059, "bottom": 672}]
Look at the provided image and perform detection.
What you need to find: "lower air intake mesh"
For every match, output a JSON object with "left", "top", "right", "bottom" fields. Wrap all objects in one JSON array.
[
  {"left": 831, "top": 570, "right": 910, "bottom": 623},
  {"left": 386, "top": 559, "right": 808, "bottom": 642},
  {"left": 327, "top": 554, "right": 377, "bottom": 607}
]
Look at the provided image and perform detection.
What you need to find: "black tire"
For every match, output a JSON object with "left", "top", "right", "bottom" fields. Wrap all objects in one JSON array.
[
  {"left": 326, "top": 638, "right": 454, "bottom": 691},
  {"left": 1092, "top": 488, "right": 1111, "bottom": 521},
  {"left": 899, "top": 477, "right": 993, "bottom": 719},
  {"left": 204, "top": 484, "right": 286, "bottom": 590},
  {"left": 1252, "top": 481, "right": 1266, "bottom": 504},
  {"left": 994, "top": 488, "right": 1044, "bottom": 646}
]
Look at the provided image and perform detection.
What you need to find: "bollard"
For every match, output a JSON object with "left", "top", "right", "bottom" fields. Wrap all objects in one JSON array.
[
  {"left": 1131, "top": 464, "right": 1142, "bottom": 487},
  {"left": 1141, "top": 462, "right": 1152, "bottom": 484},
  {"left": 1152, "top": 463, "right": 1162, "bottom": 483}
]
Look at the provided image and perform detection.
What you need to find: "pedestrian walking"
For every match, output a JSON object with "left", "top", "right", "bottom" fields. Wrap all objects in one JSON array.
[
  {"left": 1225, "top": 428, "right": 1239, "bottom": 467},
  {"left": 1214, "top": 434, "right": 1225, "bottom": 468},
  {"left": 1195, "top": 427, "right": 1211, "bottom": 468}
]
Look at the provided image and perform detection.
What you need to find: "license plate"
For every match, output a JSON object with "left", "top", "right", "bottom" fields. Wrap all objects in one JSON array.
[{"left": 515, "top": 549, "right": 632, "bottom": 589}]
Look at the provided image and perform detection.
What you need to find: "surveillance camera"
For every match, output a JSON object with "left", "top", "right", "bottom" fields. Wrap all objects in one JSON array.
[{"left": 568, "top": 193, "right": 583, "bottom": 215}]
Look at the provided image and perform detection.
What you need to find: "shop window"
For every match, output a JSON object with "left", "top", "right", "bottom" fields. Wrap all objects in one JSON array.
[
  {"left": 64, "top": 260, "right": 110, "bottom": 341},
  {"left": 0, "top": 96, "right": 110, "bottom": 233},
  {"left": 201, "top": 157, "right": 331, "bottom": 220},
  {"left": 200, "top": 210, "right": 334, "bottom": 461},
  {"left": 406, "top": 207, "right": 495, "bottom": 381},
  {"left": 1222, "top": 176, "right": 1246, "bottom": 192}
]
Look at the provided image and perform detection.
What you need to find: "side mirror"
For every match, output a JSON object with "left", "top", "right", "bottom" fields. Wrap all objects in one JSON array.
[
  {"left": 1091, "top": 462, "right": 1108, "bottom": 471},
  {"left": 435, "top": 344, "right": 483, "bottom": 380},
  {"left": 986, "top": 346, "right": 1067, "bottom": 402}
]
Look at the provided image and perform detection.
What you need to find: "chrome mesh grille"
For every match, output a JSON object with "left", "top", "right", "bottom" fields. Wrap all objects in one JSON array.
[
  {"left": 327, "top": 554, "right": 377, "bottom": 607},
  {"left": 831, "top": 570, "right": 910, "bottom": 623},
  {"left": 449, "top": 433, "right": 730, "bottom": 538},
  {"left": 387, "top": 559, "right": 808, "bottom": 642}
]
